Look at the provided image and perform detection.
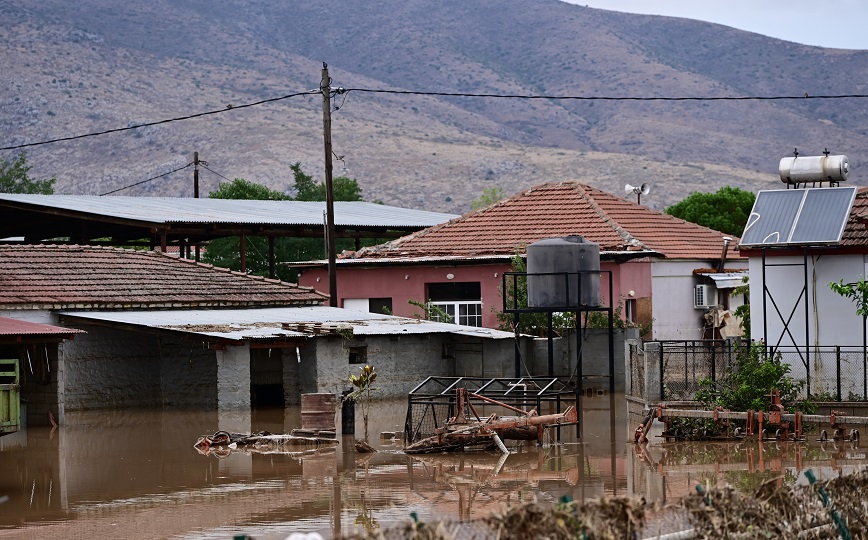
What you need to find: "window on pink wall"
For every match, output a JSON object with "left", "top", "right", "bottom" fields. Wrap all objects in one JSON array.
[{"left": 427, "top": 282, "right": 482, "bottom": 327}]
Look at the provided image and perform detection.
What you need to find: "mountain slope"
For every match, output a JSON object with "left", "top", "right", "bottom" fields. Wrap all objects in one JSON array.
[{"left": 1, "top": 0, "right": 866, "bottom": 213}]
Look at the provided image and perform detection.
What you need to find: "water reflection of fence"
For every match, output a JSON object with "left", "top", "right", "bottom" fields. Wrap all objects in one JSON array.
[{"left": 627, "top": 340, "right": 868, "bottom": 402}]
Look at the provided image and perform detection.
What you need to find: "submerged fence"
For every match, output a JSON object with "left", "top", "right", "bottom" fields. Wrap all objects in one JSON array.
[{"left": 627, "top": 339, "right": 868, "bottom": 402}]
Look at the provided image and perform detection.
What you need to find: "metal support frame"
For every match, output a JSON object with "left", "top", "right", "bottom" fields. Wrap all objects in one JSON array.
[
  {"left": 501, "top": 269, "right": 616, "bottom": 438},
  {"left": 760, "top": 248, "right": 812, "bottom": 396}
]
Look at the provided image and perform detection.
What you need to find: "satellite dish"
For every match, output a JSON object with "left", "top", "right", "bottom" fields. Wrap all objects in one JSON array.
[{"left": 625, "top": 183, "right": 651, "bottom": 204}]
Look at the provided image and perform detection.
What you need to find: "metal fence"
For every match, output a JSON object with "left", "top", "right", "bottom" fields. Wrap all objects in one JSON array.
[
  {"left": 658, "top": 340, "right": 737, "bottom": 401},
  {"left": 641, "top": 340, "right": 868, "bottom": 402}
]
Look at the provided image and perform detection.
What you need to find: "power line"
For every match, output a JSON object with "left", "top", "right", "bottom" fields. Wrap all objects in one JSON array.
[
  {"left": 99, "top": 162, "right": 192, "bottom": 196},
  {"left": 199, "top": 164, "right": 233, "bottom": 183},
  {"left": 5, "top": 87, "right": 868, "bottom": 154},
  {"left": 0, "top": 90, "right": 319, "bottom": 152},
  {"left": 340, "top": 88, "right": 868, "bottom": 101}
]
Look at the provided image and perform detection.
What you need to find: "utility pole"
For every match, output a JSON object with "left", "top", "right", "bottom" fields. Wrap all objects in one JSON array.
[
  {"left": 193, "top": 152, "right": 201, "bottom": 261},
  {"left": 321, "top": 63, "right": 338, "bottom": 307}
]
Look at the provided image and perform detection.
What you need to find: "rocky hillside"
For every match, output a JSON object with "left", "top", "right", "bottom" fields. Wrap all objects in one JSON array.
[{"left": 2, "top": 0, "right": 867, "bottom": 212}]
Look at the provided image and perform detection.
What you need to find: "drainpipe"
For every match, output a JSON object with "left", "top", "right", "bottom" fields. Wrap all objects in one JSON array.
[{"left": 717, "top": 236, "right": 732, "bottom": 273}]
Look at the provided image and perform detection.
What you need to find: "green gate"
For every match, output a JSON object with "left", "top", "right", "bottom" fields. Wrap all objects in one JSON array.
[{"left": 0, "top": 358, "right": 20, "bottom": 436}]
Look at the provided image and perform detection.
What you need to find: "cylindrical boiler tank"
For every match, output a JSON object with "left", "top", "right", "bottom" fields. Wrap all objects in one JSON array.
[
  {"left": 527, "top": 236, "right": 600, "bottom": 309},
  {"left": 779, "top": 154, "right": 848, "bottom": 184}
]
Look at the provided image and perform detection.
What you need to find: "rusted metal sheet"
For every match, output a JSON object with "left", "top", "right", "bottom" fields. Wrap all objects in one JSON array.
[
  {"left": 0, "top": 317, "right": 85, "bottom": 337},
  {"left": 301, "top": 393, "right": 337, "bottom": 431}
]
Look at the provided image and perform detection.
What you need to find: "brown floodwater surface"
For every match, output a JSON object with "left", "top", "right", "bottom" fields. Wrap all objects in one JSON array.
[{"left": 1, "top": 395, "right": 866, "bottom": 539}]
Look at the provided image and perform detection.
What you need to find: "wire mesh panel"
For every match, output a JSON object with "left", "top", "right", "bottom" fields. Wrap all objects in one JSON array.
[
  {"left": 771, "top": 346, "right": 868, "bottom": 402},
  {"left": 658, "top": 341, "right": 735, "bottom": 401}
]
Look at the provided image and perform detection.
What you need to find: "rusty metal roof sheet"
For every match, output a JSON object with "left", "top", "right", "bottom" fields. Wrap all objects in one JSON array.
[
  {"left": 0, "top": 317, "right": 85, "bottom": 337},
  {"left": 0, "top": 245, "right": 327, "bottom": 309},
  {"left": 59, "top": 306, "right": 516, "bottom": 340},
  {"left": 0, "top": 194, "right": 458, "bottom": 228}
]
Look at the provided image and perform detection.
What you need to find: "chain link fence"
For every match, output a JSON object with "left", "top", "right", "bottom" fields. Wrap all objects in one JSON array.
[{"left": 628, "top": 340, "right": 868, "bottom": 403}]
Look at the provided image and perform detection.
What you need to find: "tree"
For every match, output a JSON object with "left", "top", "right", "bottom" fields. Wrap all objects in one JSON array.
[
  {"left": 290, "top": 162, "right": 363, "bottom": 202},
  {"left": 664, "top": 186, "right": 755, "bottom": 236},
  {"left": 209, "top": 177, "right": 290, "bottom": 201},
  {"left": 471, "top": 186, "right": 506, "bottom": 210},
  {"left": 202, "top": 164, "right": 380, "bottom": 282},
  {"left": 0, "top": 152, "right": 55, "bottom": 194}
]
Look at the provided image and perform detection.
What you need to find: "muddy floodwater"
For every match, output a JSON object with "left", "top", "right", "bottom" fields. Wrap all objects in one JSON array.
[{"left": 2, "top": 395, "right": 867, "bottom": 539}]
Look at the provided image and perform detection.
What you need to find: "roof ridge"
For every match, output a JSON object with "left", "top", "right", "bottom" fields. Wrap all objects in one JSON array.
[{"left": 571, "top": 184, "right": 646, "bottom": 250}]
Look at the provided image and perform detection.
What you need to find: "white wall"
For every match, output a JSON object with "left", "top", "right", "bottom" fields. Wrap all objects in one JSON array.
[
  {"left": 749, "top": 253, "right": 868, "bottom": 348},
  {"left": 651, "top": 260, "right": 749, "bottom": 340}
]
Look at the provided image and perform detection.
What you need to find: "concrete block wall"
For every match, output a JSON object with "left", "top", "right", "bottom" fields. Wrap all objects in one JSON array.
[
  {"left": 157, "top": 337, "right": 218, "bottom": 409},
  {"left": 61, "top": 324, "right": 162, "bottom": 411},
  {"left": 527, "top": 328, "right": 639, "bottom": 390},
  {"left": 300, "top": 334, "right": 453, "bottom": 398}
]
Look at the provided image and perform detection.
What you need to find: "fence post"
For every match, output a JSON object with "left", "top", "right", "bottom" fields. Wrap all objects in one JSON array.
[
  {"left": 711, "top": 342, "right": 717, "bottom": 383},
  {"left": 659, "top": 342, "right": 665, "bottom": 401},
  {"left": 836, "top": 346, "right": 841, "bottom": 402}
]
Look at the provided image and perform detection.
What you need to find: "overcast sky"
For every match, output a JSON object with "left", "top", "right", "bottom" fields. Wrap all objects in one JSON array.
[{"left": 562, "top": 1, "right": 868, "bottom": 50}]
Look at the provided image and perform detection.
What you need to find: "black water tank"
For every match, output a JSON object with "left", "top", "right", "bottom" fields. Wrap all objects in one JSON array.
[{"left": 527, "top": 236, "right": 600, "bottom": 308}]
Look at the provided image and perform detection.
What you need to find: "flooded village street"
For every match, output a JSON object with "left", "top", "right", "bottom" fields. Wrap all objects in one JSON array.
[{"left": 3, "top": 396, "right": 867, "bottom": 539}]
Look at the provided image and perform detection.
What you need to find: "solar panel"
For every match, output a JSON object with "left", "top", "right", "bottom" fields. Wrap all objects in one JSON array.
[{"left": 740, "top": 186, "right": 856, "bottom": 247}]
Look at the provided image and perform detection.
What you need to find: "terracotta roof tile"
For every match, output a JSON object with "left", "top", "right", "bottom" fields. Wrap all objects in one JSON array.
[
  {"left": 840, "top": 187, "right": 868, "bottom": 247},
  {"left": 349, "top": 182, "right": 737, "bottom": 260},
  {"left": 0, "top": 245, "right": 327, "bottom": 309}
]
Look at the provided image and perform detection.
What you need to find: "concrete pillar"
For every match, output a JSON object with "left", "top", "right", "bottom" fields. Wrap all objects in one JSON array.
[
  {"left": 216, "top": 344, "right": 252, "bottom": 436},
  {"left": 644, "top": 341, "right": 662, "bottom": 402},
  {"left": 216, "top": 344, "right": 251, "bottom": 411}
]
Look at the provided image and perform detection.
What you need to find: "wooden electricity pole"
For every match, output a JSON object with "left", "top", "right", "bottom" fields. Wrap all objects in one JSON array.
[
  {"left": 321, "top": 63, "right": 338, "bottom": 307},
  {"left": 193, "top": 151, "right": 201, "bottom": 261}
]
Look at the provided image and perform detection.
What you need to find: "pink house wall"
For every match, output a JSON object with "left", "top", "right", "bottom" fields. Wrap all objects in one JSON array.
[{"left": 298, "top": 259, "right": 653, "bottom": 329}]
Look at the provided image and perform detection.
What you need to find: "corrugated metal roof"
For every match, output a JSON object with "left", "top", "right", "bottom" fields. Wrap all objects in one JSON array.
[
  {"left": 0, "top": 317, "right": 85, "bottom": 337},
  {"left": 0, "top": 194, "right": 458, "bottom": 228},
  {"left": 59, "top": 306, "right": 516, "bottom": 340}
]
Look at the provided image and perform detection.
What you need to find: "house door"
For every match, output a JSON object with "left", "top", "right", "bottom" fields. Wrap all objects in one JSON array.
[{"left": 0, "top": 358, "right": 20, "bottom": 436}]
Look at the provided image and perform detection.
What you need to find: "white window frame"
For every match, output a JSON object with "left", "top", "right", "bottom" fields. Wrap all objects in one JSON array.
[{"left": 429, "top": 300, "right": 483, "bottom": 327}]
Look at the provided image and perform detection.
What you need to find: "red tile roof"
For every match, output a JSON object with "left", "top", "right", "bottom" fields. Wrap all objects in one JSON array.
[
  {"left": 0, "top": 245, "right": 327, "bottom": 309},
  {"left": 840, "top": 187, "right": 868, "bottom": 247},
  {"left": 0, "top": 316, "right": 85, "bottom": 336},
  {"left": 347, "top": 182, "right": 737, "bottom": 260}
]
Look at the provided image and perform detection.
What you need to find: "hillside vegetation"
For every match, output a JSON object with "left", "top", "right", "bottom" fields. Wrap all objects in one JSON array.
[{"left": 2, "top": 0, "right": 867, "bottom": 212}]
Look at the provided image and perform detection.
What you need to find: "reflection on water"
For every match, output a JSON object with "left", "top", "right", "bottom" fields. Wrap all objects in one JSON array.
[{"left": 1, "top": 395, "right": 866, "bottom": 539}]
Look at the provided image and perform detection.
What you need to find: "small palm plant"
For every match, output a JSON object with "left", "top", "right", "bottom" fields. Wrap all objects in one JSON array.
[{"left": 349, "top": 364, "right": 378, "bottom": 442}]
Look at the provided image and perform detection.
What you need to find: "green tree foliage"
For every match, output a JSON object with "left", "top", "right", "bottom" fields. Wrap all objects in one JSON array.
[
  {"left": 471, "top": 186, "right": 506, "bottom": 210},
  {"left": 829, "top": 276, "right": 868, "bottom": 317},
  {"left": 0, "top": 152, "right": 55, "bottom": 194},
  {"left": 202, "top": 164, "right": 379, "bottom": 282},
  {"left": 290, "top": 162, "right": 363, "bottom": 202},
  {"left": 664, "top": 186, "right": 755, "bottom": 236},
  {"left": 695, "top": 341, "right": 807, "bottom": 413},
  {"left": 209, "top": 177, "right": 290, "bottom": 201}
]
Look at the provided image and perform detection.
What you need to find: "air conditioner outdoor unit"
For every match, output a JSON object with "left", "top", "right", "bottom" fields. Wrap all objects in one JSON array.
[{"left": 694, "top": 284, "right": 716, "bottom": 309}]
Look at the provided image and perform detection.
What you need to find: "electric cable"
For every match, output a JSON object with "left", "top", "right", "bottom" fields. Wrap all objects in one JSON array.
[
  {"left": 342, "top": 87, "right": 868, "bottom": 101},
  {"left": 0, "top": 89, "right": 320, "bottom": 152},
  {"left": 4, "top": 86, "right": 866, "bottom": 153},
  {"left": 99, "top": 162, "right": 192, "bottom": 196}
]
